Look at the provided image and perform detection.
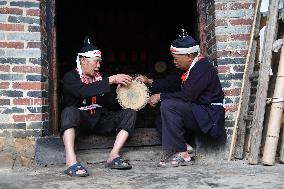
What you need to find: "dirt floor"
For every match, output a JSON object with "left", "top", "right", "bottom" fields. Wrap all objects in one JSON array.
[{"left": 0, "top": 147, "right": 284, "bottom": 189}]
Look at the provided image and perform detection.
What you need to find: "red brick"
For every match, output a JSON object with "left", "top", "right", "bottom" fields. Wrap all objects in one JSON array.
[
  {"left": 215, "top": 3, "right": 228, "bottom": 10},
  {"left": 217, "top": 66, "right": 230, "bottom": 73},
  {"left": 0, "top": 23, "right": 24, "bottom": 31},
  {"left": 229, "top": 3, "right": 254, "bottom": 10},
  {"left": 13, "top": 113, "right": 48, "bottom": 122},
  {"left": 215, "top": 19, "right": 228, "bottom": 27},
  {"left": 0, "top": 7, "right": 23, "bottom": 15},
  {"left": 230, "top": 19, "right": 253, "bottom": 26},
  {"left": 224, "top": 105, "right": 238, "bottom": 112},
  {"left": 231, "top": 34, "right": 250, "bottom": 41},
  {"left": 0, "top": 82, "right": 10, "bottom": 89},
  {"left": 215, "top": 35, "right": 229, "bottom": 42},
  {"left": 0, "top": 65, "right": 10, "bottom": 72},
  {"left": 27, "top": 42, "right": 41, "bottom": 48},
  {"left": 12, "top": 82, "right": 47, "bottom": 90},
  {"left": 12, "top": 66, "right": 47, "bottom": 75},
  {"left": 0, "top": 42, "right": 24, "bottom": 49},
  {"left": 26, "top": 9, "right": 40, "bottom": 16},
  {"left": 224, "top": 88, "right": 241, "bottom": 96},
  {"left": 13, "top": 98, "right": 44, "bottom": 105},
  {"left": 0, "top": 99, "right": 10, "bottom": 105}
]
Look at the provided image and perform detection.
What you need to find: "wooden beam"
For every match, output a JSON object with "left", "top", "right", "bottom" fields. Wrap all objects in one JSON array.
[
  {"left": 248, "top": 0, "right": 280, "bottom": 165},
  {"left": 228, "top": 0, "right": 261, "bottom": 160}
]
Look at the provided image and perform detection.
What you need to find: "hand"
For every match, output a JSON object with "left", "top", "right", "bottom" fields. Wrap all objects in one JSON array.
[
  {"left": 135, "top": 75, "right": 153, "bottom": 85},
  {"left": 109, "top": 74, "right": 132, "bottom": 86},
  {"left": 148, "top": 94, "right": 160, "bottom": 107}
]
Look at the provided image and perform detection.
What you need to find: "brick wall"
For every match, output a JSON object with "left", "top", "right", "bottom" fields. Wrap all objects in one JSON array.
[
  {"left": 200, "top": 0, "right": 255, "bottom": 137},
  {"left": 0, "top": 0, "right": 48, "bottom": 166}
]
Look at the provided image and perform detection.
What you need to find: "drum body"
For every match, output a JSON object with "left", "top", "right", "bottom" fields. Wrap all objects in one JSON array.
[{"left": 116, "top": 80, "right": 150, "bottom": 111}]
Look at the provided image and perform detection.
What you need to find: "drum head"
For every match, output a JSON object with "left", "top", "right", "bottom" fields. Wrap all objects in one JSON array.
[{"left": 116, "top": 80, "right": 149, "bottom": 111}]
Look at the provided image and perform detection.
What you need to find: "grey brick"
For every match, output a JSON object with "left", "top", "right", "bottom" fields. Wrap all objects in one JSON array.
[
  {"left": 27, "top": 106, "right": 48, "bottom": 113},
  {"left": 0, "top": 114, "right": 10, "bottom": 122},
  {"left": 219, "top": 73, "right": 244, "bottom": 80},
  {"left": 0, "top": 74, "right": 25, "bottom": 81},
  {"left": 28, "top": 25, "right": 40, "bottom": 32},
  {"left": 0, "top": 123, "right": 25, "bottom": 129},
  {"left": 0, "top": 49, "right": 5, "bottom": 56},
  {"left": 10, "top": 1, "right": 39, "bottom": 8},
  {"left": 26, "top": 75, "right": 47, "bottom": 82},
  {"left": 0, "top": 57, "right": 26, "bottom": 64},
  {"left": 8, "top": 15, "right": 39, "bottom": 25},
  {"left": 215, "top": 26, "right": 250, "bottom": 35},
  {"left": 29, "top": 58, "right": 41, "bottom": 65},
  {"left": 216, "top": 41, "right": 248, "bottom": 51},
  {"left": 0, "top": 14, "right": 8, "bottom": 22},
  {"left": 221, "top": 81, "right": 232, "bottom": 88},
  {"left": 215, "top": 10, "right": 246, "bottom": 19},
  {"left": 27, "top": 122, "right": 46, "bottom": 130},
  {"left": 217, "top": 58, "right": 246, "bottom": 65},
  {"left": 2, "top": 107, "right": 24, "bottom": 114},
  {"left": 0, "top": 1, "right": 7, "bottom": 5},
  {"left": 224, "top": 97, "right": 233, "bottom": 104},
  {"left": 11, "top": 130, "right": 42, "bottom": 138},
  {"left": 5, "top": 49, "right": 41, "bottom": 58},
  {"left": 0, "top": 130, "right": 11, "bottom": 137},
  {"left": 7, "top": 32, "right": 40, "bottom": 41},
  {"left": 0, "top": 90, "right": 23, "bottom": 97},
  {"left": 0, "top": 32, "right": 5, "bottom": 40},
  {"left": 27, "top": 91, "right": 47, "bottom": 98}
]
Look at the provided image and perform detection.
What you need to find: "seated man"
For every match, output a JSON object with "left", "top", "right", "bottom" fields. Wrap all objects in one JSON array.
[
  {"left": 61, "top": 36, "right": 136, "bottom": 177},
  {"left": 137, "top": 29, "right": 225, "bottom": 167}
]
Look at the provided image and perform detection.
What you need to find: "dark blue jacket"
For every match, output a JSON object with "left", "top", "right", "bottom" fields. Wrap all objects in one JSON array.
[{"left": 154, "top": 58, "right": 225, "bottom": 138}]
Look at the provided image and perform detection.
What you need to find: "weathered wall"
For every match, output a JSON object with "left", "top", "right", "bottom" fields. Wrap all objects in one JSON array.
[
  {"left": 204, "top": 0, "right": 254, "bottom": 136},
  {"left": 0, "top": 0, "right": 48, "bottom": 166}
]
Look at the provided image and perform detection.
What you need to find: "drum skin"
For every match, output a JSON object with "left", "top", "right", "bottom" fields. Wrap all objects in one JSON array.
[{"left": 116, "top": 80, "right": 150, "bottom": 111}]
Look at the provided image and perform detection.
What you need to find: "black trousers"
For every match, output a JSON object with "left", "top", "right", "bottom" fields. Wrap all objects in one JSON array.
[
  {"left": 60, "top": 106, "right": 137, "bottom": 137},
  {"left": 158, "top": 99, "right": 201, "bottom": 152}
]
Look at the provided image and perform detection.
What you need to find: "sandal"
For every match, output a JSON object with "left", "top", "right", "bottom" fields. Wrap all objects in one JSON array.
[
  {"left": 158, "top": 154, "right": 192, "bottom": 168},
  {"left": 105, "top": 156, "right": 132, "bottom": 170},
  {"left": 64, "top": 162, "right": 89, "bottom": 177}
]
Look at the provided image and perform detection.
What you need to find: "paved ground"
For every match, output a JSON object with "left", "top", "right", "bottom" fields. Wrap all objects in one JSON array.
[{"left": 0, "top": 147, "right": 284, "bottom": 189}]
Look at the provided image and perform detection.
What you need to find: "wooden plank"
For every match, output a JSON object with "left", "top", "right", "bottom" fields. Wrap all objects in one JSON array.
[
  {"left": 228, "top": 0, "right": 261, "bottom": 160},
  {"left": 248, "top": 0, "right": 280, "bottom": 165}
]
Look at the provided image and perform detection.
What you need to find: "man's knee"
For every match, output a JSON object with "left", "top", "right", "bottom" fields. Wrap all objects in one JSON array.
[
  {"left": 160, "top": 99, "right": 175, "bottom": 112},
  {"left": 123, "top": 108, "right": 137, "bottom": 121},
  {"left": 119, "top": 108, "right": 137, "bottom": 134}
]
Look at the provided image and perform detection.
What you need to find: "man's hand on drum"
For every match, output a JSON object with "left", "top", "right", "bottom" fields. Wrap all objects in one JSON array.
[
  {"left": 135, "top": 75, "right": 153, "bottom": 85},
  {"left": 109, "top": 74, "right": 132, "bottom": 86},
  {"left": 148, "top": 93, "right": 160, "bottom": 107}
]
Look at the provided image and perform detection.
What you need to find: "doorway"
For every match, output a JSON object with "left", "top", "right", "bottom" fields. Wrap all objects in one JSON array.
[{"left": 55, "top": 0, "right": 198, "bottom": 132}]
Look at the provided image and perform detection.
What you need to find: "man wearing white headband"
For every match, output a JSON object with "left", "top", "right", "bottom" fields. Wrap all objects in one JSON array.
[
  {"left": 60, "top": 36, "right": 136, "bottom": 177},
  {"left": 137, "top": 29, "right": 225, "bottom": 167}
]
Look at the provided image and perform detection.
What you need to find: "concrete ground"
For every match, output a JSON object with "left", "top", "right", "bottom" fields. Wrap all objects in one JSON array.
[{"left": 0, "top": 146, "right": 284, "bottom": 189}]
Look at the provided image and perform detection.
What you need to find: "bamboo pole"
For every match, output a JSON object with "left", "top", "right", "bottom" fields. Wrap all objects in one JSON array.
[
  {"left": 280, "top": 128, "right": 284, "bottom": 163},
  {"left": 262, "top": 36, "right": 284, "bottom": 165},
  {"left": 228, "top": 0, "right": 261, "bottom": 160}
]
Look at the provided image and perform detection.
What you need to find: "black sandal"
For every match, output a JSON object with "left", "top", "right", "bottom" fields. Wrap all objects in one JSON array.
[
  {"left": 64, "top": 162, "right": 89, "bottom": 177},
  {"left": 105, "top": 156, "right": 132, "bottom": 170}
]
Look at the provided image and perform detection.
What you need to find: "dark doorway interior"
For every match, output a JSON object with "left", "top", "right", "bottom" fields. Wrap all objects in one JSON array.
[{"left": 56, "top": 0, "right": 197, "bottom": 128}]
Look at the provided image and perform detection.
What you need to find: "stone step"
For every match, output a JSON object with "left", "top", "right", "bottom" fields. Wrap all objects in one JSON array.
[
  {"left": 35, "top": 128, "right": 228, "bottom": 166},
  {"left": 35, "top": 128, "right": 161, "bottom": 165}
]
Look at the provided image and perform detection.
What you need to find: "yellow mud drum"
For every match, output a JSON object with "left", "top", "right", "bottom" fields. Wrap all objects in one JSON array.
[{"left": 116, "top": 80, "right": 150, "bottom": 111}]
